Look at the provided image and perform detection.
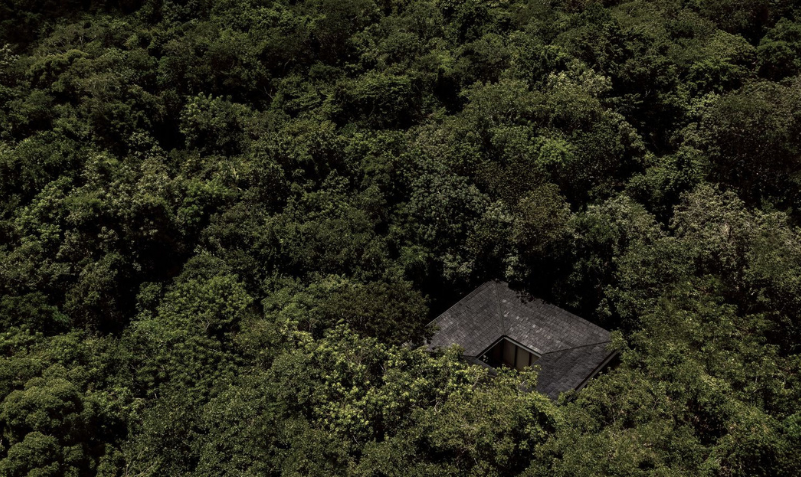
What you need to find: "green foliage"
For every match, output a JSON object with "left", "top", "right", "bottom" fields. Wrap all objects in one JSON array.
[
  {"left": 123, "top": 255, "right": 254, "bottom": 400},
  {"left": 690, "top": 79, "right": 801, "bottom": 210},
  {"left": 180, "top": 94, "right": 253, "bottom": 154},
  {"left": 512, "top": 183, "right": 571, "bottom": 257},
  {"left": 757, "top": 18, "right": 801, "bottom": 80},
  {"left": 0, "top": 333, "right": 133, "bottom": 476},
  {"left": 263, "top": 275, "right": 430, "bottom": 344},
  {"left": 1, "top": 0, "right": 801, "bottom": 474},
  {"left": 357, "top": 368, "right": 558, "bottom": 476}
]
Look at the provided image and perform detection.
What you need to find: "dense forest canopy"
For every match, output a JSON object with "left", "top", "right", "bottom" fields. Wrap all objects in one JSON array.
[{"left": 1, "top": 0, "right": 801, "bottom": 475}]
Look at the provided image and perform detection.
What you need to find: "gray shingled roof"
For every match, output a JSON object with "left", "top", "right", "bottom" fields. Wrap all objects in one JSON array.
[{"left": 427, "top": 281, "right": 616, "bottom": 399}]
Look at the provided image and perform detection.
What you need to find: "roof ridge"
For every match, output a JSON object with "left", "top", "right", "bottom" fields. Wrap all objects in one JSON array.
[
  {"left": 492, "top": 280, "right": 507, "bottom": 334},
  {"left": 540, "top": 340, "right": 613, "bottom": 355}
]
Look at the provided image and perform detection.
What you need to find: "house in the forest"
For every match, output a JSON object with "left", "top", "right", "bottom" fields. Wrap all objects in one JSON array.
[{"left": 427, "top": 281, "right": 617, "bottom": 399}]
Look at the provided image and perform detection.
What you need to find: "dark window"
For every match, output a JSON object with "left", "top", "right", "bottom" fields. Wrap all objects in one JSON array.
[{"left": 481, "top": 338, "right": 538, "bottom": 370}]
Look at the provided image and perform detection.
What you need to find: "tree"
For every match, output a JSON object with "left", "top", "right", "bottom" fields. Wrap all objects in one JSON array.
[
  {"left": 757, "top": 19, "right": 801, "bottom": 81},
  {"left": 690, "top": 80, "right": 801, "bottom": 211},
  {"left": 123, "top": 255, "right": 253, "bottom": 400}
]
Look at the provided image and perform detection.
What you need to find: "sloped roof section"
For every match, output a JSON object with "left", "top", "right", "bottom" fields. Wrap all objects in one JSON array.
[
  {"left": 427, "top": 281, "right": 616, "bottom": 399},
  {"left": 534, "top": 343, "right": 616, "bottom": 399}
]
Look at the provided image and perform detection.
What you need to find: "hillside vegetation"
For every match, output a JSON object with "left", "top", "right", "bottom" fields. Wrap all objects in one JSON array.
[{"left": 1, "top": 0, "right": 801, "bottom": 475}]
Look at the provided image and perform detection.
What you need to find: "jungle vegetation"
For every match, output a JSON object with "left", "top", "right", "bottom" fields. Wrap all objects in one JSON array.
[{"left": 1, "top": 0, "right": 801, "bottom": 475}]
